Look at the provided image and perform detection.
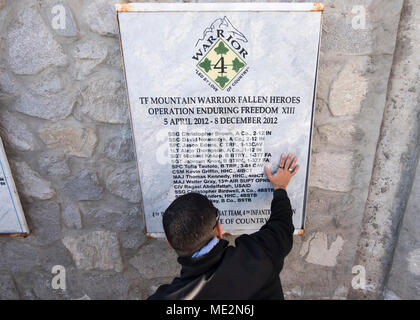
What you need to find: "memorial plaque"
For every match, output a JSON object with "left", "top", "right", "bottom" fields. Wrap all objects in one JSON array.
[
  {"left": 0, "top": 137, "right": 29, "bottom": 235},
  {"left": 116, "top": 3, "right": 324, "bottom": 236}
]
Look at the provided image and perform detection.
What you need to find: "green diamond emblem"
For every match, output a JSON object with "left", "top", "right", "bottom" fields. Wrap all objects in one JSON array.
[{"left": 197, "top": 39, "right": 246, "bottom": 90}]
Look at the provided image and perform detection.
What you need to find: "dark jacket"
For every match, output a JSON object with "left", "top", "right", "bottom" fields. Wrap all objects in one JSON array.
[{"left": 148, "top": 188, "right": 294, "bottom": 300}]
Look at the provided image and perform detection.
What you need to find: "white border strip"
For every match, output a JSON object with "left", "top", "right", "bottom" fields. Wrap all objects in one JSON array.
[
  {"left": 0, "top": 137, "right": 29, "bottom": 235},
  {"left": 116, "top": 2, "right": 324, "bottom": 13}
]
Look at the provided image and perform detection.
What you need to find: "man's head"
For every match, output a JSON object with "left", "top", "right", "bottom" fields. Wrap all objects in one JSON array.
[{"left": 163, "top": 193, "right": 222, "bottom": 257}]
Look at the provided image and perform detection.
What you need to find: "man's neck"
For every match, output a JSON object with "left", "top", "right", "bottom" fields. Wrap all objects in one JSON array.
[{"left": 191, "top": 237, "right": 219, "bottom": 258}]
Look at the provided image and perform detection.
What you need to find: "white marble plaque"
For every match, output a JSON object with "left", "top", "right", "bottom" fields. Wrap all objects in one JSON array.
[
  {"left": 0, "top": 137, "right": 29, "bottom": 235},
  {"left": 117, "top": 3, "right": 323, "bottom": 236}
]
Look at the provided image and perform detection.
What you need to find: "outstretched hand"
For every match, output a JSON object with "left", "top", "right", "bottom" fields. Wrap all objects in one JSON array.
[{"left": 264, "top": 153, "right": 300, "bottom": 190}]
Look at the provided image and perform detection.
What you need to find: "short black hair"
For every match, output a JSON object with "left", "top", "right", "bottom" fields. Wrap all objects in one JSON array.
[{"left": 163, "top": 193, "right": 217, "bottom": 257}]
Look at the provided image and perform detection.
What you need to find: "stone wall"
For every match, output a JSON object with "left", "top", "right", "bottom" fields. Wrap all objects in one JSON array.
[
  {"left": 0, "top": 0, "right": 417, "bottom": 300},
  {"left": 386, "top": 159, "right": 420, "bottom": 299}
]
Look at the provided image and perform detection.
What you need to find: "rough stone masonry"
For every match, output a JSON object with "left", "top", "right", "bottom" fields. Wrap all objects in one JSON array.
[{"left": 0, "top": 0, "right": 418, "bottom": 300}]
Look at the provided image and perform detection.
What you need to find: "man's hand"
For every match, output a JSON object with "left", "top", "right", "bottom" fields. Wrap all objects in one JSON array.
[{"left": 264, "top": 153, "right": 300, "bottom": 190}]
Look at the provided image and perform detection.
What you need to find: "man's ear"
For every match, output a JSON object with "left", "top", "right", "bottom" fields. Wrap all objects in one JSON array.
[
  {"left": 165, "top": 238, "right": 172, "bottom": 248},
  {"left": 215, "top": 222, "right": 223, "bottom": 239}
]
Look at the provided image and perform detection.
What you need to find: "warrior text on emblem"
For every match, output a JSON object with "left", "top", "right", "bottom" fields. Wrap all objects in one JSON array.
[{"left": 193, "top": 17, "right": 248, "bottom": 90}]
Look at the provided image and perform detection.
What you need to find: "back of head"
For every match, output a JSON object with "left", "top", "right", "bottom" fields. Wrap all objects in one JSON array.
[{"left": 163, "top": 192, "right": 217, "bottom": 257}]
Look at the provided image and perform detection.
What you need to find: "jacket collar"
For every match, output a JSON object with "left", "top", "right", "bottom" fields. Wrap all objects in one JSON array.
[{"left": 177, "top": 239, "right": 229, "bottom": 279}]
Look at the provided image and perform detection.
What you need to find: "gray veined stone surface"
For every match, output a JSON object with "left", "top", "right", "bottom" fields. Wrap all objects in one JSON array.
[
  {"left": 62, "top": 230, "right": 123, "bottom": 272},
  {"left": 24, "top": 69, "right": 63, "bottom": 95},
  {"left": 0, "top": 274, "right": 20, "bottom": 299},
  {"left": 119, "top": 230, "right": 145, "bottom": 250},
  {"left": 329, "top": 59, "right": 369, "bottom": 117},
  {"left": 106, "top": 165, "right": 141, "bottom": 203},
  {"left": 0, "top": 111, "right": 36, "bottom": 151},
  {"left": 349, "top": 0, "right": 419, "bottom": 299},
  {"left": 39, "top": 125, "right": 98, "bottom": 158},
  {"left": 0, "top": 242, "right": 43, "bottom": 273},
  {"left": 129, "top": 240, "right": 181, "bottom": 279},
  {"left": 10, "top": 161, "right": 55, "bottom": 200},
  {"left": 62, "top": 202, "right": 82, "bottom": 229},
  {"left": 73, "top": 39, "right": 108, "bottom": 60},
  {"left": 14, "top": 70, "right": 77, "bottom": 121},
  {"left": 386, "top": 160, "right": 420, "bottom": 299},
  {"left": 104, "top": 127, "right": 135, "bottom": 162},
  {"left": 299, "top": 232, "right": 344, "bottom": 267},
  {"left": 6, "top": 5, "right": 67, "bottom": 75},
  {"left": 68, "top": 271, "right": 130, "bottom": 300},
  {"left": 83, "top": 206, "right": 142, "bottom": 232},
  {"left": 320, "top": 3, "right": 373, "bottom": 55},
  {"left": 309, "top": 151, "right": 354, "bottom": 192},
  {"left": 317, "top": 121, "right": 363, "bottom": 148},
  {"left": 83, "top": 0, "right": 122, "bottom": 36},
  {"left": 38, "top": 151, "right": 71, "bottom": 176},
  {"left": 72, "top": 39, "right": 108, "bottom": 80},
  {"left": 0, "top": 70, "right": 20, "bottom": 96},
  {"left": 27, "top": 201, "right": 61, "bottom": 245},
  {"left": 63, "top": 169, "right": 103, "bottom": 201},
  {"left": 81, "top": 71, "right": 129, "bottom": 124}
]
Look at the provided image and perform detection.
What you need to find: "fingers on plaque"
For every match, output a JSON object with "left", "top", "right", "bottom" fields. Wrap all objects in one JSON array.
[
  {"left": 285, "top": 153, "right": 293, "bottom": 169},
  {"left": 289, "top": 156, "right": 298, "bottom": 171},
  {"left": 264, "top": 166, "right": 272, "bottom": 179},
  {"left": 279, "top": 154, "right": 286, "bottom": 168}
]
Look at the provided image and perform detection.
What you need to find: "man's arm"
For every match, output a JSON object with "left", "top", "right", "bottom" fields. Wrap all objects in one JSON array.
[{"left": 249, "top": 154, "right": 299, "bottom": 265}]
